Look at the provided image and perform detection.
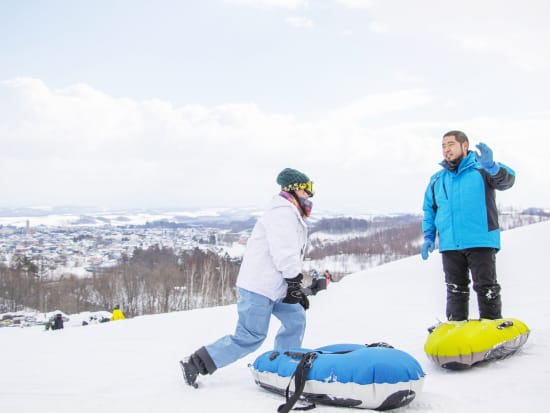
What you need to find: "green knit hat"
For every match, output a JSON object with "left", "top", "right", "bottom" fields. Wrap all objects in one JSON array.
[{"left": 276, "top": 168, "right": 314, "bottom": 196}]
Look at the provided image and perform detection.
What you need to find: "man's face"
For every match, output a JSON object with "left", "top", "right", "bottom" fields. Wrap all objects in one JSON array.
[{"left": 442, "top": 135, "right": 468, "bottom": 163}]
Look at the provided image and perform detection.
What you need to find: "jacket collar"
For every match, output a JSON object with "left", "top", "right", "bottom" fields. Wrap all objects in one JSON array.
[
  {"left": 440, "top": 150, "right": 477, "bottom": 174},
  {"left": 270, "top": 194, "right": 307, "bottom": 226}
]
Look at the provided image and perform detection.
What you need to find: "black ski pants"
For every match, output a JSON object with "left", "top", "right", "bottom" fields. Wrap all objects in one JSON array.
[{"left": 441, "top": 248, "right": 502, "bottom": 321}]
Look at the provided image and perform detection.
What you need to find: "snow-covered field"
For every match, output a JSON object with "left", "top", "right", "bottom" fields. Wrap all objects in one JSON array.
[{"left": 1, "top": 221, "right": 548, "bottom": 413}]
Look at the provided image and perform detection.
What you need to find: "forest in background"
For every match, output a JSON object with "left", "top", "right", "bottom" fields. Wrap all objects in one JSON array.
[{"left": 0, "top": 247, "right": 240, "bottom": 317}]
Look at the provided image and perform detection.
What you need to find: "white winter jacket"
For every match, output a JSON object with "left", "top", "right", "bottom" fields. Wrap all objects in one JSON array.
[{"left": 236, "top": 195, "right": 308, "bottom": 301}]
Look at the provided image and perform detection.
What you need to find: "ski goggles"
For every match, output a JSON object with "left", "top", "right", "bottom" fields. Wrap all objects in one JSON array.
[
  {"left": 282, "top": 181, "right": 315, "bottom": 197},
  {"left": 303, "top": 181, "right": 315, "bottom": 197}
]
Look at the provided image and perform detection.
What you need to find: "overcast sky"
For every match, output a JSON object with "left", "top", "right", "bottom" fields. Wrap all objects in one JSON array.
[{"left": 1, "top": 0, "right": 549, "bottom": 214}]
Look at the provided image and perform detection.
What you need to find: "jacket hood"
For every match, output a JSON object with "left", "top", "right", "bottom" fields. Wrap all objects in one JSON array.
[{"left": 269, "top": 194, "right": 305, "bottom": 221}]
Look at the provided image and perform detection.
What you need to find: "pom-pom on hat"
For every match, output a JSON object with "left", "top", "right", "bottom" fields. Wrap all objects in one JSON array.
[{"left": 276, "top": 168, "right": 315, "bottom": 197}]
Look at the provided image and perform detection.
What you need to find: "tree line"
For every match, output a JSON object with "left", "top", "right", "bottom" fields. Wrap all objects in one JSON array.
[
  {"left": 306, "top": 211, "right": 549, "bottom": 279},
  {"left": 0, "top": 246, "right": 240, "bottom": 317},
  {"left": 309, "top": 220, "right": 422, "bottom": 259}
]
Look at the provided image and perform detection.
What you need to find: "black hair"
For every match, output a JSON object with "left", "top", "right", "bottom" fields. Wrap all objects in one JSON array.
[{"left": 443, "top": 130, "right": 469, "bottom": 144}]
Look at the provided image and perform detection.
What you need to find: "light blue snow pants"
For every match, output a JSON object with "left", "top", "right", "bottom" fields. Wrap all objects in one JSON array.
[{"left": 205, "top": 287, "right": 306, "bottom": 369}]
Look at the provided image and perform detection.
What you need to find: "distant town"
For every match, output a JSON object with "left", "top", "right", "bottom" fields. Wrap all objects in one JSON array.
[
  {"left": 1, "top": 206, "right": 548, "bottom": 282},
  {"left": 0, "top": 208, "right": 255, "bottom": 279}
]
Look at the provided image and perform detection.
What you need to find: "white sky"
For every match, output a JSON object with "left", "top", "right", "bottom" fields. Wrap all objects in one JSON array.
[
  {"left": 1, "top": 0, "right": 549, "bottom": 213},
  {"left": 1, "top": 221, "right": 547, "bottom": 412}
]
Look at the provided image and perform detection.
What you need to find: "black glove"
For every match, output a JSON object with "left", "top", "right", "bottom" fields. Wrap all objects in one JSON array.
[
  {"left": 282, "top": 274, "right": 304, "bottom": 304},
  {"left": 299, "top": 293, "right": 309, "bottom": 311}
]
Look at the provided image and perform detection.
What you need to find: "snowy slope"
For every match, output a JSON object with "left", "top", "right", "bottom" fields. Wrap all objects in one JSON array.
[{"left": 1, "top": 221, "right": 548, "bottom": 413}]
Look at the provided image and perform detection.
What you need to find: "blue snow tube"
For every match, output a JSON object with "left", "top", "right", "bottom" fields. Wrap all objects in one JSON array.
[{"left": 250, "top": 343, "right": 425, "bottom": 411}]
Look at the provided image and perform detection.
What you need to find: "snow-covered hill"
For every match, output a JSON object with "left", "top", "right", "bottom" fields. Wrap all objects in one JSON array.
[{"left": 1, "top": 221, "right": 548, "bottom": 413}]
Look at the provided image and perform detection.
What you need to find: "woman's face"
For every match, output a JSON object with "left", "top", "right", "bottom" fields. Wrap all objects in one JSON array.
[{"left": 295, "top": 189, "right": 310, "bottom": 200}]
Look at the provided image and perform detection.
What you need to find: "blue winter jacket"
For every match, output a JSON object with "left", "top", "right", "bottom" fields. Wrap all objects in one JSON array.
[{"left": 422, "top": 151, "right": 515, "bottom": 252}]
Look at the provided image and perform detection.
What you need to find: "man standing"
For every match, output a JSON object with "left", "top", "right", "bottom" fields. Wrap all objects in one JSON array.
[
  {"left": 180, "top": 168, "right": 314, "bottom": 388},
  {"left": 421, "top": 131, "right": 515, "bottom": 321}
]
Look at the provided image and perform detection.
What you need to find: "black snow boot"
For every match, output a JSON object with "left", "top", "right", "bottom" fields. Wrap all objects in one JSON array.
[
  {"left": 179, "top": 347, "right": 217, "bottom": 389},
  {"left": 180, "top": 358, "right": 199, "bottom": 388}
]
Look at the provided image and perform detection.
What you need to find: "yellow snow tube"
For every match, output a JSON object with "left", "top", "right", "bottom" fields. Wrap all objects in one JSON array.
[{"left": 424, "top": 318, "right": 529, "bottom": 370}]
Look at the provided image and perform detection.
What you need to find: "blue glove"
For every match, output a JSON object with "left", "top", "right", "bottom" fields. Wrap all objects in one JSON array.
[
  {"left": 475, "top": 143, "right": 499, "bottom": 175},
  {"left": 421, "top": 240, "right": 434, "bottom": 260}
]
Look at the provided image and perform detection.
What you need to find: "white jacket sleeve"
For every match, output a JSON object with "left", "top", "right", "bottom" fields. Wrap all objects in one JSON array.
[{"left": 262, "top": 205, "right": 306, "bottom": 279}]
